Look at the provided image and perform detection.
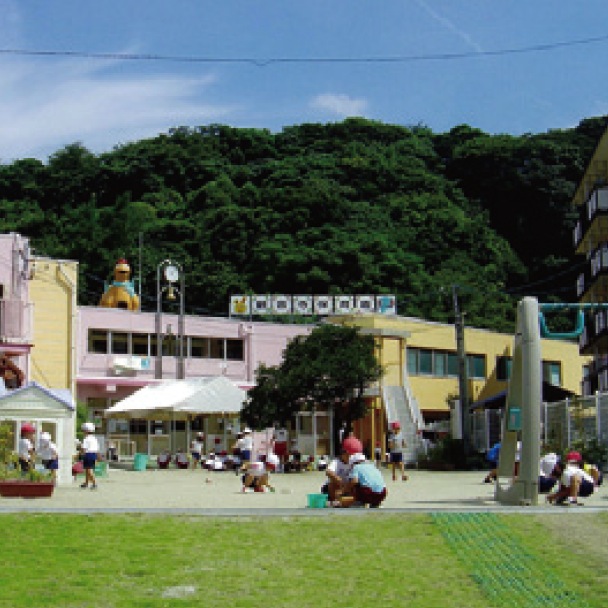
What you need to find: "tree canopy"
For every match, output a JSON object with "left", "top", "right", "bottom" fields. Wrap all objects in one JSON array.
[
  {"left": 1, "top": 116, "right": 606, "bottom": 332},
  {"left": 241, "top": 323, "right": 383, "bottom": 432}
]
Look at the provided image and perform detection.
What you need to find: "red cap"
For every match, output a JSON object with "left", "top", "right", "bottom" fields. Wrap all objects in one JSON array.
[
  {"left": 566, "top": 451, "right": 582, "bottom": 463},
  {"left": 390, "top": 421, "right": 401, "bottom": 430},
  {"left": 20, "top": 423, "right": 36, "bottom": 435},
  {"left": 342, "top": 436, "right": 363, "bottom": 455}
]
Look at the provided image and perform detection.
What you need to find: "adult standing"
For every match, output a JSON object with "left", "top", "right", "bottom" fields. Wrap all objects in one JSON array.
[
  {"left": 388, "top": 422, "right": 408, "bottom": 482},
  {"left": 80, "top": 422, "right": 99, "bottom": 490}
]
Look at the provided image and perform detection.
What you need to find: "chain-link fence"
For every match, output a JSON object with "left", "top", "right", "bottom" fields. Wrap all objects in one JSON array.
[{"left": 471, "top": 393, "right": 608, "bottom": 459}]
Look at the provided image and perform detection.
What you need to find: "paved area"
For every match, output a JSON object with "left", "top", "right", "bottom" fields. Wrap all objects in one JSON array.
[{"left": 1, "top": 465, "right": 607, "bottom": 514}]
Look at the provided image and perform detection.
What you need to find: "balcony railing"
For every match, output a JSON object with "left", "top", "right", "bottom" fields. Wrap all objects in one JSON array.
[{"left": 573, "top": 186, "right": 608, "bottom": 250}]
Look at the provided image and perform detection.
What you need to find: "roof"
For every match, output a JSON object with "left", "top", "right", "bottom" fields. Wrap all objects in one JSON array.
[
  {"left": 470, "top": 382, "right": 576, "bottom": 411},
  {"left": 0, "top": 381, "right": 75, "bottom": 412},
  {"left": 105, "top": 376, "right": 247, "bottom": 419}
]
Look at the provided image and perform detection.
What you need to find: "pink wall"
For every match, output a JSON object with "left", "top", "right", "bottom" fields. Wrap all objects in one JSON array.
[{"left": 77, "top": 306, "right": 312, "bottom": 403}]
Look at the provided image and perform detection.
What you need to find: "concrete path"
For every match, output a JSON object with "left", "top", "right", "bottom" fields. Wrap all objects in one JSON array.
[{"left": 1, "top": 466, "right": 606, "bottom": 514}]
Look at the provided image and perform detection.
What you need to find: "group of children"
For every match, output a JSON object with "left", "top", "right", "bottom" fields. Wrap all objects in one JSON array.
[
  {"left": 17, "top": 421, "right": 100, "bottom": 488},
  {"left": 484, "top": 440, "right": 603, "bottom": 506}
]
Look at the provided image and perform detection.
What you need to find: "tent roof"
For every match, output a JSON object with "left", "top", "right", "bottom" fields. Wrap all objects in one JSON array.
[
  {"left": 0, "top": 381, "right": 75, "bottom": 414},
  {"left": 470, "top": 381, "right": 576, "bottom": 411},
  {"left": 105, "top": 377, "right": 247, "bottom": 419}
]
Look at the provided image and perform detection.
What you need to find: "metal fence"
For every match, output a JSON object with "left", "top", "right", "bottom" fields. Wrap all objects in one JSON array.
[{"left": 471, "top": 393, "right": 608, "bottom": 456}]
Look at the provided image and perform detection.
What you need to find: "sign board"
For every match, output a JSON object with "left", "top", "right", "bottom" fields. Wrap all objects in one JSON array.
[{"left": 229, "top": 294, "right": 397, "bottom": 317}]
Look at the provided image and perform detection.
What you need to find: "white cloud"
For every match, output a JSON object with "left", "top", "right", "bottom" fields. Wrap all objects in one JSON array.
[
  {"left": 310, "top": 93, "right": 368, "bottom": 118},
  {"left": 0, "top": 57, "right": 237, "bottom": 161}
]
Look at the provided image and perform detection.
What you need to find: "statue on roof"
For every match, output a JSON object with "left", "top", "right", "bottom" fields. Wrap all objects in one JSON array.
[{"left": 99, "top": 258, "right": 140, "bottom": 311}]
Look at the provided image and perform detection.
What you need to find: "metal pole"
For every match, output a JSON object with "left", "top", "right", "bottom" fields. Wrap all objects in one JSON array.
[
  {"left": 452, "top": 285, "right": 470, "bottom": 452},
  {"left": 178, "top": 266, "right": 185, "bottom": 379},
  {"left": 155, "top": 263, "right": 163, "bottom": 380}
]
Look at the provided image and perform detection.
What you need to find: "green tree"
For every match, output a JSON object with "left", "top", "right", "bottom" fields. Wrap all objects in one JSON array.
[{"left": 242, "top": 324, "right": 383, "bottom": 442}]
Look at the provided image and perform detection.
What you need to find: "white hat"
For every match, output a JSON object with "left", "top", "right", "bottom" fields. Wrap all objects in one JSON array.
[
  {"left": 82, "top": 422, "right": 95, "bottom": 433},
  {"left": 349, "top": 452, "right": 366, "bottom": 465},
  {"left": 243, "top": 427, "right": 252, "bottom": 434}
]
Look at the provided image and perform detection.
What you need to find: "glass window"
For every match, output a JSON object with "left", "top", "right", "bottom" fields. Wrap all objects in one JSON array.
[
  {"left": 543, "top": 361, "right": 561, "bottom": 386},
  {"left": 447, "top": 352, "right": 459, "bottom": 376},
  {"left": 468, "top": 355, "right": 486, "bottom": 379},
  {"left": 88, "top": 330, "right": 108, "bottom": 354},
  {"left": 434, "top": 352, "right": 447, "bottom": 377},
  {"left": 111, "top": 332, "right": 129, "bottom": 355},
  {"left": 419, "top": 350, "right": 433, "bottom": 375},
  {"left": 226, "top": 339, "right": 244, "bottom": 361},
  {"left": 406, "top": 349, "right": 418, "bottom": 374},
  {"left": 190, "top": 337, "right": 209, "bottom": 358},
  {"left": 496, "top": 356, "right": 512, "bottom": 381},
  {"left": 132, "top": 333, "right": 149, "bottom": 356},
  {"left": 209, "top": 338, "right": 225, "bottom": 359}
]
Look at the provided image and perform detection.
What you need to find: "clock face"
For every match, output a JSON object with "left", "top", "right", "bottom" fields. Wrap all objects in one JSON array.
[{"left": 164, "top": 265, "right": 179, "bottom": 282}]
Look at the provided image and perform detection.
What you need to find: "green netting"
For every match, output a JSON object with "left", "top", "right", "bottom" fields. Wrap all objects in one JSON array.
[{"left": 432, "top": 513, "right": 590, "bottom": 608}]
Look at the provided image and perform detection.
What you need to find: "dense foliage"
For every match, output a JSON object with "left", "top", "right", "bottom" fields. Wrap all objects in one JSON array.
[
  {"left": 1, "top": 116, "right": 606, "bottom": 331},
  {"left": 241, "top": 324, "right": 382, "bottom": 431}
]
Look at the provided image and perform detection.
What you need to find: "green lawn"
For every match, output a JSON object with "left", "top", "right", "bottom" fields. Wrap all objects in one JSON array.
[{"left": 1, "top": 512, "right": 607, "bottom": 607}]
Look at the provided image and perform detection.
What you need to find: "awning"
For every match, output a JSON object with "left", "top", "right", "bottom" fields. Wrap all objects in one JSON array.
[
  {"left": 104, "top": 376, "right": 247, "bottom": 419},
  {"left": 470, "top": 381, "right": 576, "bottom": 412}
]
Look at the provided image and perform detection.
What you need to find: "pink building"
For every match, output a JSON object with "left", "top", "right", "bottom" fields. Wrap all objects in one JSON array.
[{"left": 77, "top": 306, "right": 312, "bottom": 455}]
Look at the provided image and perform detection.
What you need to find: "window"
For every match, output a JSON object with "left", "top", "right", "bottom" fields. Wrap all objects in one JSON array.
[
  {"left": 419, "top": 349, "right": 433, "bottom": 375},
  {"left": 132, "top": 333, "right": 149, "bottom": 356},
  {"left": 190, "top": 337, "right": 209, "bottom": 358},
  {"left": 406, "top": 347, "right": 484, "bottom": 378},
  {"left": 111, "top": 332, "right": 129, "bottom": 355},
  {"left": 226, "top": 339, "right": 244, "bottom": 361},
  {"left": 209, "top": 338, "right": 225, "bottom": 359},
  {"left": 447, "top": 353, "right": 459, "bottom": 376},
  {"left": 434, "top": 352, "right": 447, "bottom": 376},
  {"left": 467, "top": 354, "right": 486, "bottom": 379},
  {"left": 542, "top": 361, "right": 562, "bottom": 386},
  {"left": 406, "top": 349, "right": 418, "bottom": 374},
  {"left": 496, "top": 356, "right": 512, "bottom": 381},
  {"left": 88, "top": 330, "right": 108, "bottom": 354}
]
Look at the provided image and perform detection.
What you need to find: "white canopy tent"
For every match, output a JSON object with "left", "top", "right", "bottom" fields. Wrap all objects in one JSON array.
[
  {"left": 105, "top": 377, "right": 247, "bottom": 419},
  {"left": 104, "top": 377, "right": 248, "bottom": 456},
  {"left": 0, "top": 381, "right": 76, "bottom": 486}
]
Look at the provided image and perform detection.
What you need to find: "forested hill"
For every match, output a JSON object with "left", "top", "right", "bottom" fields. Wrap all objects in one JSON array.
[{"left": 1, "top": 116, "right": 606, "bottom": 332}]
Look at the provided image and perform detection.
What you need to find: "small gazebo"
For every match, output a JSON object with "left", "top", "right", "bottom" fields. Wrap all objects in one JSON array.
[{"left": 0, "top": 382, "right": 76, "bottom": 486}]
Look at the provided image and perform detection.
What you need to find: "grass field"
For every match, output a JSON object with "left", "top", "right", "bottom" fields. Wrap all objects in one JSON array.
[{"left": 1, "top": 512, "right": 607, "bottom": 607}]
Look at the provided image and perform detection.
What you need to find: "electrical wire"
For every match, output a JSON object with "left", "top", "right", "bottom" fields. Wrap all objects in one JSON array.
[{"left": 1, "top": 33, "right": 607, "bottom": 66}]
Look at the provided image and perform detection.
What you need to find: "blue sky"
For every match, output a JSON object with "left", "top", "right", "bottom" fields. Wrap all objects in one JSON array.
[{"left": 1, "top": 0, "right": 608, "bottom": 161}]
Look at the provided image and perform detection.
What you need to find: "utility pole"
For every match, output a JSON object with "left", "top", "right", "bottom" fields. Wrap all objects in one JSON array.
[{"left": 452, "top": 285, "right": 471, "bottom": 454}]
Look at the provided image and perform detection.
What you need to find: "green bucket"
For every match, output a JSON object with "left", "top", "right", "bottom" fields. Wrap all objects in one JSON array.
[
  {"left": 307, "top": 493, "right": 328, "bottom": 509},
  {"left": 133, "top": 453, "right": 148, "bottom": 471}
]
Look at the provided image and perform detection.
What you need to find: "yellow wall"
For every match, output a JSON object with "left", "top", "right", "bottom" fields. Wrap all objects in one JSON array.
[
  {"left": 29, "top": 258, "right": 78, "bottom": 393},
  {"left": 333, "top": 314, "right": 590, "bottom": 417}
]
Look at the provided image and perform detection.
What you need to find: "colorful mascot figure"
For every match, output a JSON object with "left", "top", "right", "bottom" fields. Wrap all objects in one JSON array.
[{"left": 99, "top": 258, "right": 140, "bottom": 311}]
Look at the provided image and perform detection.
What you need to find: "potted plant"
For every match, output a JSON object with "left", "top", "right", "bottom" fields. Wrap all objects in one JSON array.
[{"left": 0, "top": 422, "right": 54, "bottom": 498}]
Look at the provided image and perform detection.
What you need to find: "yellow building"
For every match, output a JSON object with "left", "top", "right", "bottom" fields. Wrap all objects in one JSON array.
[
  {"left": 29, "top": 257, "right": 78, "bottom": 395},
  {"left": 331, "top": 313, "right": 590, "bottom": 458}
]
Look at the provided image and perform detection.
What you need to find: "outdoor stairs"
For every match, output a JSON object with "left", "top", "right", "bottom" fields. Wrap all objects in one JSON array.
[{"left": 383, "top": 374, "right": 424, "bottom": 465}]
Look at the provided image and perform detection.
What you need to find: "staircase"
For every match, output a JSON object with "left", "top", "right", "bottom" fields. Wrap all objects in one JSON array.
[{"left": 383, "top": 374, "right": 423, "bottom": 464}]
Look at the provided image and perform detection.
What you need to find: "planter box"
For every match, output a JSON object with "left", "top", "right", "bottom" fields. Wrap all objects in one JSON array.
[{"left": 0, "top": 480, "right": 55, "bottom": 498}]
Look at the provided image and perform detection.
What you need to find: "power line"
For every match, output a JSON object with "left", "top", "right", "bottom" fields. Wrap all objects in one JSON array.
[{"left": 1, "top": 33, "right": 607, "bottom": 66}]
